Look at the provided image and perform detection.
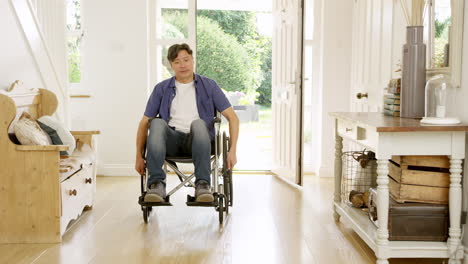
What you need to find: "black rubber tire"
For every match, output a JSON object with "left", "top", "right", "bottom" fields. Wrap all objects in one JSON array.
[
  {"left": 224, "top": 192, "right": 229, "bottom": 215},
  {"left": 225, "top": 188, "right": 229, "bottom": 215},
  {"left": 220, "top": 132, "right": 232, "bottom": 216},
  {"left": 220, "top": 184, "right": 229, "bottom": 215},
  {"left": 226, "top": 169, "right": 233, "bottom": 206},
  {"left": 222, "top": 132, "right": 228, "bottom": 168},
  {"left": 222, "top": 133, "right": 233, "bottom": 206},
  {"left": 218, "top": 196, "right": 224, "bottom": 225},
  {"left": 140, "top": 172, "right": 146, "bottom": 194},
  {"left": 143, "top": 207, "right": 149, "bottom": 223}
]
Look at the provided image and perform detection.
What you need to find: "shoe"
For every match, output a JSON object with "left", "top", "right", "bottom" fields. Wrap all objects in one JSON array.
[
  {"left": 144, "top": 181, "right": 166, "bottom": 202},
  {"left": 195, "top": 180, "right": 214, "bottom": 203}
]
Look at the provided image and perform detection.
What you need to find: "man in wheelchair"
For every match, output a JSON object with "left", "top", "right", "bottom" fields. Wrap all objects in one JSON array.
[{"left": 135, "top": 43, "right": 239, "bottom": 203}]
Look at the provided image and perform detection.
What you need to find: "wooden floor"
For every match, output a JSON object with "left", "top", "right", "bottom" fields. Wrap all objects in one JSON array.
[{"left": 0, "top": 174, "right": 447, "bottom": 264}]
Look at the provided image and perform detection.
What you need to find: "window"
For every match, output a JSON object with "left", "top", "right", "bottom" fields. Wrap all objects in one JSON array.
[
  {"left": 66, "top": 0, "right": 83, "bottom": 84},
  {"left": 432, "top": 0, "right": 450, "bottom": 68}
]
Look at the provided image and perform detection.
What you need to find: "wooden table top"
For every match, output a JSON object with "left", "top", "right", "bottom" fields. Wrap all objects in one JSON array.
[{"left": 330, "top": 112, "right": 468, "bottom": 132}]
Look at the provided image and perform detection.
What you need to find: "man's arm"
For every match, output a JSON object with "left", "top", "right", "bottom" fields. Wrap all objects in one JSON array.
[
  {"left": 135, "top": 116, "right": 150, "bottom": 175},
  {"left": 221, "top": 107, "right": 239, "bottom": 169}
]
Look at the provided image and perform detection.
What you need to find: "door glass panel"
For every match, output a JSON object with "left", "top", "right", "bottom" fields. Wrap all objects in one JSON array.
[
  {"left": 303, "top": 45, "right": 313, "bottom": 169},
  {"left": 157, "top": 0, "right": 188, "bottom": 39},
  {"left": 304, "top": 0, "right": 314, "bottom": 40},
  {"left": 196, "top": 0, "right": 273, "bottom": 170}
]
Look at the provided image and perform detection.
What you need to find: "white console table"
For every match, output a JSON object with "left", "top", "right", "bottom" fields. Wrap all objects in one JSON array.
[{"left": 330, "top": 112, "right": 468, "bottom": 264}]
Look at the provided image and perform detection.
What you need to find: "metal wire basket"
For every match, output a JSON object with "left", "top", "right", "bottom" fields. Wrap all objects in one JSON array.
[{"left": 341, "top": 150, "right": 377, "bottom": 207}]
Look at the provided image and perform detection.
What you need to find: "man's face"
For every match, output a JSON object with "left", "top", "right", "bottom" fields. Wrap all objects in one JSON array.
[{"left": 170, "top": 50, "right": 194, "bottom": 81}]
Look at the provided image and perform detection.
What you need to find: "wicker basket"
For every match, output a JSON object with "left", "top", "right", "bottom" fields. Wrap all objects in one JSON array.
[{"left": 341, "top": 150, "right": 377, "bottom": 207}]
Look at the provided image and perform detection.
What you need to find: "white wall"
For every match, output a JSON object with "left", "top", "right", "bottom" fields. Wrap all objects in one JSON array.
[
  {"left": 0, "top": 0, "right": 43, "bottom": 91},
  {"left": 72, "top": 0, "right": 149, "bottom": 176},
  {"left": 317, "top": 0, "right": 353, "bottom": 177}
]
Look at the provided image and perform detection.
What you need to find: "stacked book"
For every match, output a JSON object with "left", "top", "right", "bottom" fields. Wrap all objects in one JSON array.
[
  {"left": 383, "top": 78, "right": 401, "bottom": 117},
  {"left": 384, "top": 94, "right": 400, "bottom": 117}
]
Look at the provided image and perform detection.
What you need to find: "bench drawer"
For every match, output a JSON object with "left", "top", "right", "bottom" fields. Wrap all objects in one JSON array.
[
  {"left": 61, "top": 172, "right": 84, "bottom": 233},
  {"left": 60, "top": 164, "right": 95, "bottom": 235},
  {"left": 78, "top": 164, "right": 95, "bottom": 207}
]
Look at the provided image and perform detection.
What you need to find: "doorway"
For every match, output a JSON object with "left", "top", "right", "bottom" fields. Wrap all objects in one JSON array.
[{"left": 149, "top": 0, "right": 309, "bottom": 185}]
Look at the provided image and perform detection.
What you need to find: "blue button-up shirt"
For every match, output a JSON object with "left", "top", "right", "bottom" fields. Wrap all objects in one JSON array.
[{"left": 144, "top": 74, "right": 231, "bottom": 139}]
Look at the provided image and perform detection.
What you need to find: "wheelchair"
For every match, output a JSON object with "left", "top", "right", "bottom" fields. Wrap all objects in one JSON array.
[{"left": 138, "top": 115, "right": 233, "bottom": 225}]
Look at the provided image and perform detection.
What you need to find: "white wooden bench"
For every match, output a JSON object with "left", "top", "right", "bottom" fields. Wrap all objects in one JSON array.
[{"left": 0, "top": 87, "right": 99, "bottom": 243}]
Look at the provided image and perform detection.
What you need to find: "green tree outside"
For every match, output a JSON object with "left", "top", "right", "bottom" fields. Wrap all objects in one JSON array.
[
  {"left": 197, "top": 10, "right": 257, "bottom": 44},
  {"left": 434, "top": 17, "right": 450, "bottom": 68},
  {"left": 162, "top": 9, "right": 272, "bottom": 106},
  {"left": 198, "top": 10, "right": 272, "bottom": 106},
  {"left": 196, "top": 15, "right": 261, "bottom": 95}
]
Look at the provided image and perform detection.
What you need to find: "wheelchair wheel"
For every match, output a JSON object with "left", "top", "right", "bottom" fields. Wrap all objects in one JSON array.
[
  {"left": 224, "top": 191, "right": 229, "bottom": 215},
  {"left": 218, "top": 196, "right": 224, "bottom": 225},
  {"left": 140, "top": 172, "right": 147, "bottom": 194},
  {"left": 224, "top": 170, "right": 233, "bottom": 207},
  {"left": 219, "top": 184, "right": 229, "bottom": 215},
  {"left": 143, "top": 206, "right": 149, "bottom": 223},
  {"left": 222, "top": 132, "right": 233, "bottom": 206},
  {"left": 222, "top": 132, "right": 228, "bottom": 168}
]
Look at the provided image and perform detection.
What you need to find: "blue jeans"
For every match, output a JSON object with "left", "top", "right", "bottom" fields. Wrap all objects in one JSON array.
[{"left": 146, "top": 118, "right": 211, "bottom": 186}]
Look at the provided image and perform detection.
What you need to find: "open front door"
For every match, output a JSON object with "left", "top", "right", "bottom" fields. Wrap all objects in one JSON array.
[{"left": 272, "top": 0, "right": 304, "bottom": 185}]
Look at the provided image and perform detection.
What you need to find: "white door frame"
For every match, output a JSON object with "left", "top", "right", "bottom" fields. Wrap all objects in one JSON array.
[{"left": 148, "top": 0, "right": 306, "bottom": 181}]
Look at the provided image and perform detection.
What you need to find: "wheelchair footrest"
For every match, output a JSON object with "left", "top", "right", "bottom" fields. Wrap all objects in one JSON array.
[
  {"left": 186, "top": 195, "right": 217, "bottom": 207},
  {"left": 138, "top": 195, "right": 173, "bottom": 206}
]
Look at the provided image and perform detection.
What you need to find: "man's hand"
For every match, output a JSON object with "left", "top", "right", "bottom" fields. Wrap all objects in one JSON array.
[
  {"left": 135, "top": 156, "right": 146, "bottom": 175},
  {"left": 226, "top": 151, "right": 237, "bottom": 170},
  {"left": 220, "top": 107, "right": 239, "bottom": 170},
  {"left": 136, "top": 116, "right": 150, "bottom": 175}
]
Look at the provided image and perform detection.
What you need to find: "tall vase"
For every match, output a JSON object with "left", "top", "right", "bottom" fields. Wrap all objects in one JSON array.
[{"left": 401, "top": 26, "right": 426, "bottom": 118}]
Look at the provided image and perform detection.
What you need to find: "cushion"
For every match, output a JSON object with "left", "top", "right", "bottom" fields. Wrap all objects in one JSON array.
[
  {"left": 38, "top": 116, "right": 76, "bottom": 156},
  {"left": 8, "top": 133, "right": 21, "bottom": 144},
  {"left": 37, "top": 121, "right": 68, "bottom": 156},
  {"left": 13, "top": 112, "right": 52, "bottom": 145}
]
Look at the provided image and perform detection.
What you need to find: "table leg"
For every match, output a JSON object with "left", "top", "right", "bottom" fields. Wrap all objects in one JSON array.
[
  {"left": 375, "top": 159, "right": 389, "bottom": 263},
  {"left": 449, "top": 158, "right": 463, "bottom": 263},
  {"left": 333, "top": 135, "right": 343, "bottom": 221}
]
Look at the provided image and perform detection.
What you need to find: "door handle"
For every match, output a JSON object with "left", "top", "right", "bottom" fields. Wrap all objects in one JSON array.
[{"left": 356, "top": 92, "right": 368, "bottom": 99}]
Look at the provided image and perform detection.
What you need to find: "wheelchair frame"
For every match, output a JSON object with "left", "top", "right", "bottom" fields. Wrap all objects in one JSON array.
[{"left": 138, "top": 115, "right": 233, "bottom": 225}]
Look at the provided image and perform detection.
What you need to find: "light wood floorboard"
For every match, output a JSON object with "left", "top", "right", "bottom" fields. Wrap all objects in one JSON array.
[{"left": 0, "top": 174, "right": 447, "bottom": 264}]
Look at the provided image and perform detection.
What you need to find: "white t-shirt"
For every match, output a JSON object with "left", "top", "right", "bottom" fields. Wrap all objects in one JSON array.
[{"left": 168, "top": 81, "right": 200, "bottom": 133}]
